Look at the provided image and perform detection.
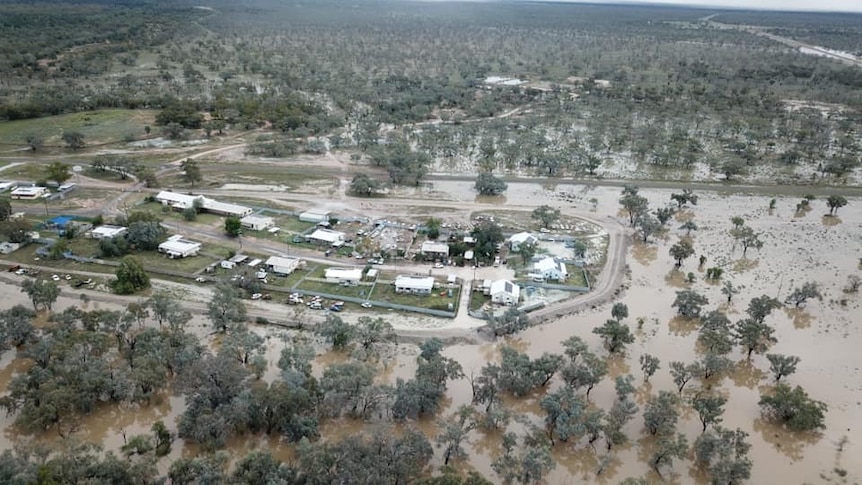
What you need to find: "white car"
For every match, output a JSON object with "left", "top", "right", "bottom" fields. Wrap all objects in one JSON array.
[
  {"left": 195, "top": 277, "right": 206, "bottom": 283},
  {"left": 51, "top": 274, "right": 60, "bottom": 281},
  {"left": 64, "top": 274, "right": 72, "bottom": 280},
  {"left": 434, "top": 262, "right": 444, "bottom": 269},
  {"left": 251, "top": 293, "right": 263, "bottom": 300},
  {"left": 361, "top": 302, "right": 373, "bottom": 309}
]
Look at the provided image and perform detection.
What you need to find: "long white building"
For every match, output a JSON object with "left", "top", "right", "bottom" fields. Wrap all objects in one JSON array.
[{"left": 155, "top": 191, "right": 252, "bottom": 217}]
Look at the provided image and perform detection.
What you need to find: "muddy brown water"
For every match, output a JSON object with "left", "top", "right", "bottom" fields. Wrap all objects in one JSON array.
[{"left": 1, "top": 183, "right": 860, "bottom": 483}]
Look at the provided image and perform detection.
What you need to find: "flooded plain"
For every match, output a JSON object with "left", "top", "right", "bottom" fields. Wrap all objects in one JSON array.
[{"left": 1, "top": 182, "right": 860, "bottom": 483}]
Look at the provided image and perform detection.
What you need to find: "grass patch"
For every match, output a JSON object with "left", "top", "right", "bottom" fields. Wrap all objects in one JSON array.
[
  {"left": 469, "top": 291, "right": 491, "bottom": 312},
  {"left": 295, "top": 279, "right": 374, "bottom": 299},
  {"left": 0, "top": 109, "right": 157, "bottom": 147},
  {"left": 2, "top": 243, "right": 116, "bottom": 275},
  {"left": 567, "top": 267, "right": 589, "bottom": 287},
  {"left": 372, "top": 282, "right": 460, "bottom": 312}
]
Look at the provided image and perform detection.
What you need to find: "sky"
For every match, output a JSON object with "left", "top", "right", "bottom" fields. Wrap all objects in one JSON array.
[{"left": 533, "top": 0, "right": 862, "bottom": 13}]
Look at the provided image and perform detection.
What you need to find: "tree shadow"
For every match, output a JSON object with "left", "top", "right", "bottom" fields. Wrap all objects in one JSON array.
[
  {"left": 631, "top": 241, "right": 658, "bottom": 266},
  {"left": 664, "top": 270, "right": 689, "bottom": 289},
  {"left": 729, "top": 358, "right": 767, "bottom": 389},
  {"left": 668, "top": 315, "right": 699, "bottom": 337},
  {"left": 783, "top": 307, "right": 813, "bottom": 329},
  {"left": 732, "top": 258, "right": 759, "bottom": 273},
  {"left": 821, "top": 215, "right": 842, "bottom": 227},
  {"left": 753, "top": 417, "right": 822, "bottom": 461}
]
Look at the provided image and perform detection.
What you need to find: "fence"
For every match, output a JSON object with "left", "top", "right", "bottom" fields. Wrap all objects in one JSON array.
[{"left": 259, "top": 284, "right": 457, "bottom": 318}]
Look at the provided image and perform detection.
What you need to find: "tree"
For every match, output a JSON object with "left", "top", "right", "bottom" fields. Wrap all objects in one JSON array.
[
  {"left": 669, "top": 240, "right": 695, "bottom": 267},
  {"left": 225, "top": 216, "right": 242, "bottom": 237},
  {"left": 113, "top": 256, "right": 150, "bottom": 294},
  {"left": 540, "top": 386, "right": 587, "bottom": 443},
  {"left": 45, "top": 162, "right": 71, "bottom": 185},
  {"left": 180, "top": 159, "right": 202, "bottom": 188},
  {"left": 436, "top": 405, "right": 477, "bottom": 465},
  {"left": 486, "top": 308, "right": 529, "bottom": 337},
  {"left": 560, "top": 341, "right": 607, "bottom": 398},
  {"left": 531, "top": 205, "right": 560, "bottom": 229},
  {"left": 20, "top": 279, "right": 60, "bottom": 311},
  {"left": 720, "top": 159, "right": 745, "bottom": 180},
  {"left": 652, "top": 433, "right": 688, "bottom": 473},
  {"left": 350, "top": 173, "right": 384, "bottom": 197},
  {"left": 635, "top": 214, "right": 660, "bottom": 243},
  {"left": 592, "top": 319, "right": 635, "bottom": 353},
  {"left": 126, "top": 221, "right": 165, "bottom": 251},
  {"left": 734, "top": 318, "right": 776, "bottom": 359},
  {"left": 759, "top": 384, "right": 827, "bottom": 431},
  {"left": 653, "top": 206, "right": 677, "bottom": 226},
  {"left": 721, "top": 281, "right": 740, "bottom": 303},
  {"left": 643, "top": 390, "right": 680, "bottom": 436},
  {"left": 640, "top": 354, "right": 660, "bottom": 382},
  {"left": 680, "top": 220, "right": 698, "bottom": 235},
  {"left": 471, "top": 221, "right": 504, "bottom": 265},
  {"left": 730, "top": 216, "right": 745, "bottom": 228},
  {"left": 354, "top": 316, "right": 395, "bottom": 357},
  {"left": 0, "top": 218, "right": 32, "bottom": 244},
  {"left": 694, "top": 353, "right": 733, "bottom": 380},
  {"left": 746, "top": 295, "right": 781, "bottom": 323},
  {"left": 670, "top": 189, "right": 698, "bottom": 208},
  {"left": 491, "top": 431, "right": 555, "bottom": 485},
  {"left": 62, "top": 130, "right": 85, "bottom": 149},
  {"left": 785, "top": 281, "right": 822, "bottom": 307},
  {"left": 826, "top": 195, "right": 848, "bottom": 215},
  {"left": 730, "top": 225, "right": 763, "bottom": 257},
  {"left": 475, "top": 172, "right": 508, "bottom": 196},
  {"left": 672, "top": 290, "right": 708, "bottom": 318},
  {"left": 620, "top": 187, "right": 649, "bottom": 226},
  {"left": 24, "top": 133, "right": 43, "bottom": 151},
  {"left": 691, "top": 393, "right": 727, "bottom": 432},
  {"left": 316, "top": 314, "right": 354, "bottom": 349},
  {"left": 0, "top": 199, "right": 11, "bottom": 222},
  {"left": 670, "top": 361, "right": 696, "bottom": 394},
  {"left": 698, "top": 313, "right": 734, "bottom": 356},
  {"left": 207, "top": 284, "right": 247, "bottom": 333},
  {"left": 766, "top": 354, "right": 800, "bottom": 383},
  {"left": 611, "top": 302, "right": 628, "bottom": 321},
  {"left": 694, "top": 427, "right": 752, "bottom": 485},
  {"left": 0, "top": 305, "right": 37, "bottom": 349}
]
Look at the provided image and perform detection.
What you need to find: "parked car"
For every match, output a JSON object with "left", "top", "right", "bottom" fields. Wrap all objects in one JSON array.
[
  {"left": 195, "top": 277, "right": 207, "bottom": 283},
  {"left": 51, "top": 274, "right": 60, "bottom": 281},
  {"left": 361, "top": 301, "right": 373, "bottom": 309},
  {"left": 309, "top": 301, "right": 323, "bottom": 310},
  {"left": 434, "top": 262, "right": 444, "bottom": 269},
  {"left": 329, "top": 304, "right": 342, "bottom": 312},
  {"left": 251, "top": 293, "right": 263, "bottom": 300}
]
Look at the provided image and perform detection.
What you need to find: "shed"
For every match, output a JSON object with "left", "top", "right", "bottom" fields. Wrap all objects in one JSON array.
[
  {"left": 240, "top": 215, "right": 275, "bottom": 231},
  {"left": 365, "top": 269, "right": 379, "bottom": 280},
  {"left": 464, "top": 250, "right": 474, "bottom": 261},
  {"left": 90, "top": 225, "right": 128, "bottom": 240},
  {"left": 229, "top": 254, "right": 249, "bottom": 264},
  {"left": 299, "top": 208, "right": 331, "bottom": 223},
  {"left": 307, "top": 228, "right": 345, "bottom": 246},
  {"left": 265, "top": 256, "right": 300, "bottom": 275},
  {"left": 158, "top": 236, "right": 201, "bottom": 258},
  {"left": 325, "top": 268, "right": 363, "bottom": 284},
  {"left": 247, "top": 258, "right": 262, "bottom": 268},
  {"left": 394, "top": 275, "right": 435, "bottom": 295},
  {"left": 11, "top": 186, "right": 48, "bottom": 199},
  {"left": 420, "top": 241, "right": 450, "bottom": 258},
  {"left": 48, "top": 215, "right": 75, "bottom": 228},
  {"left": 220, "top": 260, "right": 236, "bottom": 269}
]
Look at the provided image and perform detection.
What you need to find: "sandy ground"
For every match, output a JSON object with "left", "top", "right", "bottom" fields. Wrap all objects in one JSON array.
[{"left": 1, "top": 181, "right": 860, "bottom": 483}]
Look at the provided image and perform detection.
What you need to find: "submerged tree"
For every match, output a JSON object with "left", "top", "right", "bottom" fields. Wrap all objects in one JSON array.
[{"left": 759, "top": 384, "right": 827, "bottom": 431}]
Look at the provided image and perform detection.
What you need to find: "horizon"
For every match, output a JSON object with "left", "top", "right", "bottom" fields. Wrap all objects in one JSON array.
[{"left": 412, "top": 0, "right": 862, "bottom": 14}]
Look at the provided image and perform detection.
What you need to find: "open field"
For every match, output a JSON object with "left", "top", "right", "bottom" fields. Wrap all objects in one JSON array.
[{"left": 0, "top": 110, "right": 157, "bottom": 147}]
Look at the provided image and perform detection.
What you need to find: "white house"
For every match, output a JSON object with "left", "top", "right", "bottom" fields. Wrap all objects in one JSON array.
[
  {"left": 420, "top": 241, "right": 449, "bottom": 259},
  {"left": 299, "top": 208, "right": 331, "bottom": 223},
  {"left": 395, "top": 275, "right": 435, "bottom": 295},
  {"left": 89, "top": 225, "right": 128, "bottom": 240},
  {"left": 490, "top": 280, "right": 520, "bottom": 305},
  {"left": 325, "top": 268, "right": 363, "bottom": 284},
  {"left": 240, "top": 215, "right": 275, "bottom": 231},
  {"left": 10, "top": 186, "right": 48, "bottom": 200},
  {"left": 265, "top": 256, "right": 300, "bottom": 275},
  {"left": 158, "top": 235, "right": 201, "bottom": 258},
  {"left": 155, "top": 191, "right": 252, "bottom": 217},
  {"left": 307, "top": 228, "right": 345, "bottom": 246},
  {"left": 508, "top": 232, "right": 538, "bottom": 252},
  {"left": 533, "top": 257, "right": 568, "bottom": 282},
  {"left": 0, "top": 242, "right": 21, "bottom": 254}
]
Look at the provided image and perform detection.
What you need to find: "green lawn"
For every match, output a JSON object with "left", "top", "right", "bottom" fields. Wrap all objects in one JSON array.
[
  {"left": 372, "top": 283, "right": 460, "bottom": 312},
  {"left": 295, "top": 279, "right": 373, "bottom": 299},
  {"left": 0, "top": 109, "right": 157, "bottom": 147},
  {"left": 567, "top": 267, "right": 589, "bottom": 288},
  {"left": 469, "top": 291, "right": 491, "bottom": 312}
]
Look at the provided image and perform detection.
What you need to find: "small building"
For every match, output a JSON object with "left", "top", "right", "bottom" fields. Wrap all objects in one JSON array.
[
  {"left": 229, "top": 254, "right": 249, "bottom": 264},
  {"left": 0, "top": 242, "right": 21, "bottom": 254},
  {"left": 158, "top": 235, "right": 201, "bottom": 258},
  {"left": 325, "top": 268, "right": 363, "bottom": 284},
  {"left": 247, "top": 258, "right": 262, "bottom": 268},
  {"left": 240, "top": 215, "right": 275, "bottom": 231},
  {"left": 464, "top": 250, "right": 474, "bottom": 262},
  {"left": 90, "top": 225, "right": 128, "bottom": 240},
  {"left": 58, "top": 183, "right": 77, "bottom": 193},
  {"left": 307, "top": 228, "right": 345, "bottom": 247},
  {"left": 365, "top": 269, "right": 379, "bottom": 280},
  {"left": 203, "top": 199, "right": 253, "bottom": 218},
  {"left": 220, "top": 260, "right": 236, "bottom": 269},
  {"left": 155, "top": 191, "right": 201, "bottom": 210},
  {"left": 265, "top": 256, "right": 300, "bottom": 275},
  {"left": 299, "top": 208, "right": 331, "bottom": 223},
  {"left": 463, "top": 236, "right": 476, "bottom": 245},
  {"left": 533, "top": 257, "right": 568, "bottom": 282},
  {"left": 508, "top": 232, "right": 538, "bottom": 252},
  {"left": 420, "top": 241, "right": 450, "bottom": 259},
  {"left": 11, "top": 186, "right": 48, "bottom": 200},
  {"left": 395, "top": 275, "right": 435, "bottom": 295},
  {"left": 490, "top": 280, "right": 520, "bottom": 306}
]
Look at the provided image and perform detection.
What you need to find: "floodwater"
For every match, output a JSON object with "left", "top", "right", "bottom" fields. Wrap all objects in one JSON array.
[{"left": 1, "top": 182, "right": 860, "bottom": 483}]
